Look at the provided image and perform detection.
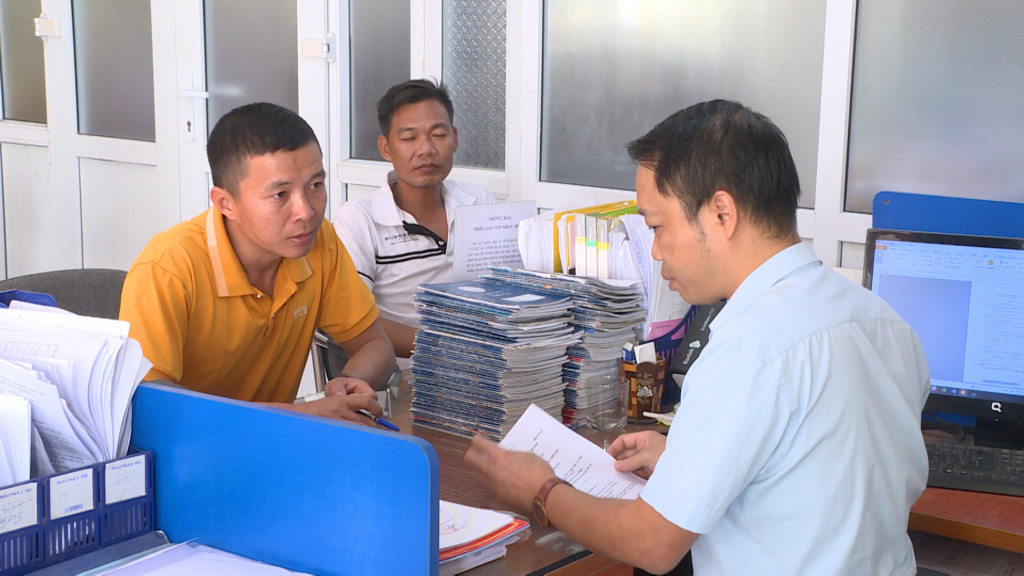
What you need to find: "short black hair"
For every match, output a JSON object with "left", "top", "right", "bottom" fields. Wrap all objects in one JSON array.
[
  {"left": 376, "top": 79, "right": 454, "bottom": 137},
  {"left": 627, "top": 100, "right": 800, "bottom": 239},
  {"left": 207, "top": 102, "right": 320, "bottom": 195}
]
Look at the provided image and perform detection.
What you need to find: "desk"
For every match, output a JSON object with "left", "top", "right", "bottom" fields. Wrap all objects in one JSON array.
[
  {"left": 389, "top": 379, "right": 642, "bottom": 575},
  {"left": 391, "top": 384, "right": 1024, "bottom": 573},
  {"left": 910, "top": 431, "right": 1024, "bottom": 554}
]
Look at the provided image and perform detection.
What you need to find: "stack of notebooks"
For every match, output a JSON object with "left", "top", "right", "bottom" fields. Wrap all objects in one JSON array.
[
  {"left": 482, "top": 268, "right": 646, "bottom": 427},
  {"left": 439, "top": 500, "right": 530, "bottom": 575},
  {"left": 410, "top": 280, "right": 578, "bottom": 439}
]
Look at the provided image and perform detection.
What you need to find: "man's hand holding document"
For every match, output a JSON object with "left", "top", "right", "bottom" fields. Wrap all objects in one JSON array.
[
  {"left": 0, "top": 306, "right": 151, "bottom": 482},
  {"left": 464, "top": 403, "right": 647, "bottom": 515}
]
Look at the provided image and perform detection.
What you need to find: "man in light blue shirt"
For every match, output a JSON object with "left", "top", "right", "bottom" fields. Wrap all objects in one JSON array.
[{"left": 464, "top": 100, "right": 931, "bottom": 575}]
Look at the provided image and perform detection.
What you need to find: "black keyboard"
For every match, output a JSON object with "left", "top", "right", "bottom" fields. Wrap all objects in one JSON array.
[{"left": 925, "top": 441, "right": 1024, "bottom": 497}]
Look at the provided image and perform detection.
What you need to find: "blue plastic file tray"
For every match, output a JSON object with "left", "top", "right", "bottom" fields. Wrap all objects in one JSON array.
[
  {"left": 0, "top": 451, "right": 154, "bottom": 576},
  {"left": 130, "top": 382, "right": 441, "bottom": 576}
]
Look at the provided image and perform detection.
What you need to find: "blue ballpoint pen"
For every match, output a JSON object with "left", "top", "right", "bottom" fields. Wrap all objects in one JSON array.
[
  {"left": 358, "top": 409, "right": 400, "bottom": 431},
  {"left": 297, "top": 391, "right": 400, "bottom": 431}
]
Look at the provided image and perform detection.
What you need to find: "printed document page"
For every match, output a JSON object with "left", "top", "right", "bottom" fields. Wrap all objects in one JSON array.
[
  {"left": 0, "top": 393, "right": 31, "bottom": 484},
  {"left": 499, "top": 404, "right": 646, "bottom": 499}
]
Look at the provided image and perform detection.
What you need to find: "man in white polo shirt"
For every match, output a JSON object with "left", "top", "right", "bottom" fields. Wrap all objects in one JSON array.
[{"left": 336, "top": 79, "right": 495, "bottom": 367}]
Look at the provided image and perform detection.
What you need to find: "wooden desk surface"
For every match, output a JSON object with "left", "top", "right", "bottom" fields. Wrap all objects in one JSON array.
[
  {"left": 910, "top": 432, "right": 1024, "bottom": 553},
  {"left": 389, "top": 381, "right": 638, "bottom": 575},
  {"left": 910, "top": 487, "right": 1024, "bottom": 553}
]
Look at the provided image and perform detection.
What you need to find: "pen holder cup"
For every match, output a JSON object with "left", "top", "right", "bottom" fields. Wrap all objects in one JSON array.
[{"left": 621, "top": 360, "right": 666, "bottom": 419}]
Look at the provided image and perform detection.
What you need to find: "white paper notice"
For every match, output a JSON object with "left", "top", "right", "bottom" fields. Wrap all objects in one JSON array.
[
  {"left": 105, "top": 455, "right": 147, "bottom": 504},
  {"left": 453, "top": 200, "right": 537, "bottom": 281},
  {"left": 499, "top": 404, "right": 646, "bottom": 499},
  {"left": 49, "top": 468, "right": 95, "bottom": 520},
  {"left": 0, "top": 482, "right": 38, "bottom": 535}
]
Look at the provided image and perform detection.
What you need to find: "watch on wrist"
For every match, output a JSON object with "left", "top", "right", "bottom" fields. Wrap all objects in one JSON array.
[{"left": 531, "top": 477, "right": 570, "bottom": 527}]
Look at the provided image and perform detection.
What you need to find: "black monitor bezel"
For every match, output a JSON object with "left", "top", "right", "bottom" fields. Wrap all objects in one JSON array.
[{"left": 863, "top": 228, "right": 1024, "bottom": 424}]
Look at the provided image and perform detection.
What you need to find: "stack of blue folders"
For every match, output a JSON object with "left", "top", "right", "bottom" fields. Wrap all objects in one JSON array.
[
  {"left": 482, "top": 268, "right": 645, "bottom": 427},
  {"left": 410, "top": 280, "right": 579, "bottom": 439}
]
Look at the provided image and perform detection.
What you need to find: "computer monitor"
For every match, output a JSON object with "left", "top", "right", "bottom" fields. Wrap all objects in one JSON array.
[{"left": 863, "top": 229, "right": 1024, "bottom": 449}]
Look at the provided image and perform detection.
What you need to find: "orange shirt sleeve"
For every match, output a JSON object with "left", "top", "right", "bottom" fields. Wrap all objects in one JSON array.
[
  {"left": 119, "top": 260, "right": 190, "bottom": 383},
  {"left": 318, "top": 223, "right": 379, "bottom": 343}
]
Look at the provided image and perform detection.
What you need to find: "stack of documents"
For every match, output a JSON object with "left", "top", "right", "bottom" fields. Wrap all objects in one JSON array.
[
  {"left": 0, "top": 305, "right": 151, "bottom": 480},
  {"left": 519, "top": 209, "right": 690, "bottom": 340},
  {"left": 517, "top": 200, "right": 637, "bottom": 279},
  {"left": 616, "top": 214, "right": 693, "bottom": 338},
  {"left": 481, "top": 268, "right": 645, "bottom": 427},
  {"left": 0, "top": 393, "right": 31, "bottom": 485},
  {"left": 439, "top": 500, "right": 530, "bottom": 576},
  {"left": 410, "top": 281, "right": 578, "bottom": 439}
]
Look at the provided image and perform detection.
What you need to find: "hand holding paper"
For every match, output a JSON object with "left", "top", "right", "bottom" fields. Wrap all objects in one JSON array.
[
  {"left": 606, "top": 430, "right": 666, "bottom": 480},
  {"left": 464, "top": 403, "right": 647, "bottom": 515},
  {"left": 464, "top": 434, "right": 556, "bottom": 513}
]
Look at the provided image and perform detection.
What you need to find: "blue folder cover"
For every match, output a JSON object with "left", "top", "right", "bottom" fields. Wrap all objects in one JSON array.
[
  {"left": 873, "top": 191, "right": 1024, "bottom": 239},
  {"left": 131, "top": 383, "right": 440, "bottom": 575}
]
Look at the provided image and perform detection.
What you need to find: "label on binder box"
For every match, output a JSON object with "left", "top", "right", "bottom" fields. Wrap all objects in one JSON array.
[
  {"left": 105, "top": 455, "right": 147, "bottom": 505},
  {"left": 0, "top": 482, "right": 38, "bottom": 535},
  {"left": 50, "top": 468, "right": 94, "bottom": 520}
]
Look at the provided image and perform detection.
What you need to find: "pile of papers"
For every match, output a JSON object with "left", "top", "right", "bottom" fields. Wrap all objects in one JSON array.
[
  {"left": 439, "top": 500, "right": 530, "bottom": 576},
  {"left": 482, "top": 268, "right": 645, "bottom": 427},
  {"left": 410, "top": 280, "right": 578, "bottom": 439},
  {"left": 0, "top": 305, "right": 151, "bottom": 482},
  {"left": 0, "top": 394, "right": 31, "bottom": 485},
  {"left": 518, "top": 207, "right": 690, "bottom": 339}
]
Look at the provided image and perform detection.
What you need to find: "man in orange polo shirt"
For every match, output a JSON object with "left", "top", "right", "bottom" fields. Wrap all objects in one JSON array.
[{"left": 120, "top": 103, "right": 396, "bottom": 425}]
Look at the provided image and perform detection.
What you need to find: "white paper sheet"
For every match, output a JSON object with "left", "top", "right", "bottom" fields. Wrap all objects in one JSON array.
[
  {"left": 0, "top": 359, "right": 96, "bottom": 472},
  {"left": 439, "top": 500, "right": 515, "bottom": 551},
  {"left": 92, "top": 542, "right": 314, "bottom": 576},
  {"left": 0, "top": 393, "right": 31, "bottom": 484},
  {"left": 0, "top": 308, "right": 150, "bottom": 471},
  {"left": 499, "top": 404, "right": 646, "bottom": 499},
  {"left": 454, "top": 200, "right": 537, "bottom": 281},
  {"left": 0, "top": 482, "right": 37, "bottom": 535}
]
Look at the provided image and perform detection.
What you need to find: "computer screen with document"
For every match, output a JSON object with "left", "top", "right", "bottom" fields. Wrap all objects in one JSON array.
[{"left": 864, "top": 229, "right": 1024, "bottom": 448}]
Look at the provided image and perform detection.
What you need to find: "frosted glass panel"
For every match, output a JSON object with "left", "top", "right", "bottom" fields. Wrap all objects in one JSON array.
[
  {"left": 205, "top": 0, "right": 297, "bottom": 129},
  {"left": 73, "top": 0, "right": 154, "bottom": 141},
  {"left": 442, "top": 0, "right": 506, "bottom": 170},
  {"left": 0, "top": 0, "right": 46, "bottom": 123},
  {"left": 350, "top": 0, "right": 409, "bottom": 160},
  {"left": 541, "top": 0, "right": 825, "bottom": 208},
  {"left": 846, "top": 1, "right": 1024, "bottom": 214},
  {"left": 81, "top": 159, "right": 171, "bottom": 270}
]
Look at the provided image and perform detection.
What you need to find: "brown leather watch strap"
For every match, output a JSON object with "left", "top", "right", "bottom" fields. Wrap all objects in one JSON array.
[{"left": 535, "top": 477, "right": 570, "bottom": 508}]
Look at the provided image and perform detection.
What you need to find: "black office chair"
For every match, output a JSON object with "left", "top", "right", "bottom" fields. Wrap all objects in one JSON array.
[
  {"left": 311, "top": 329, "right": 352, "bottom": 393},
  {"left": 311, "top": 329, "right": 401, "bottom": 412},
  {"left": 0, "top": 268, "right": 127, "bottom": 319}
]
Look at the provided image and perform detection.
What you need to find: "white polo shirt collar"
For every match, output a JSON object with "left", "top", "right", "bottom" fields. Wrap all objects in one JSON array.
[{"left": 370, "top": 171, "right": 478, "bottom": 228}]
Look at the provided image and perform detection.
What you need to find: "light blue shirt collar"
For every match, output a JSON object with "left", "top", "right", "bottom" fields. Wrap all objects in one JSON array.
[{"left": 711, "top": 242, "right": 822, "bottom": 332}]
